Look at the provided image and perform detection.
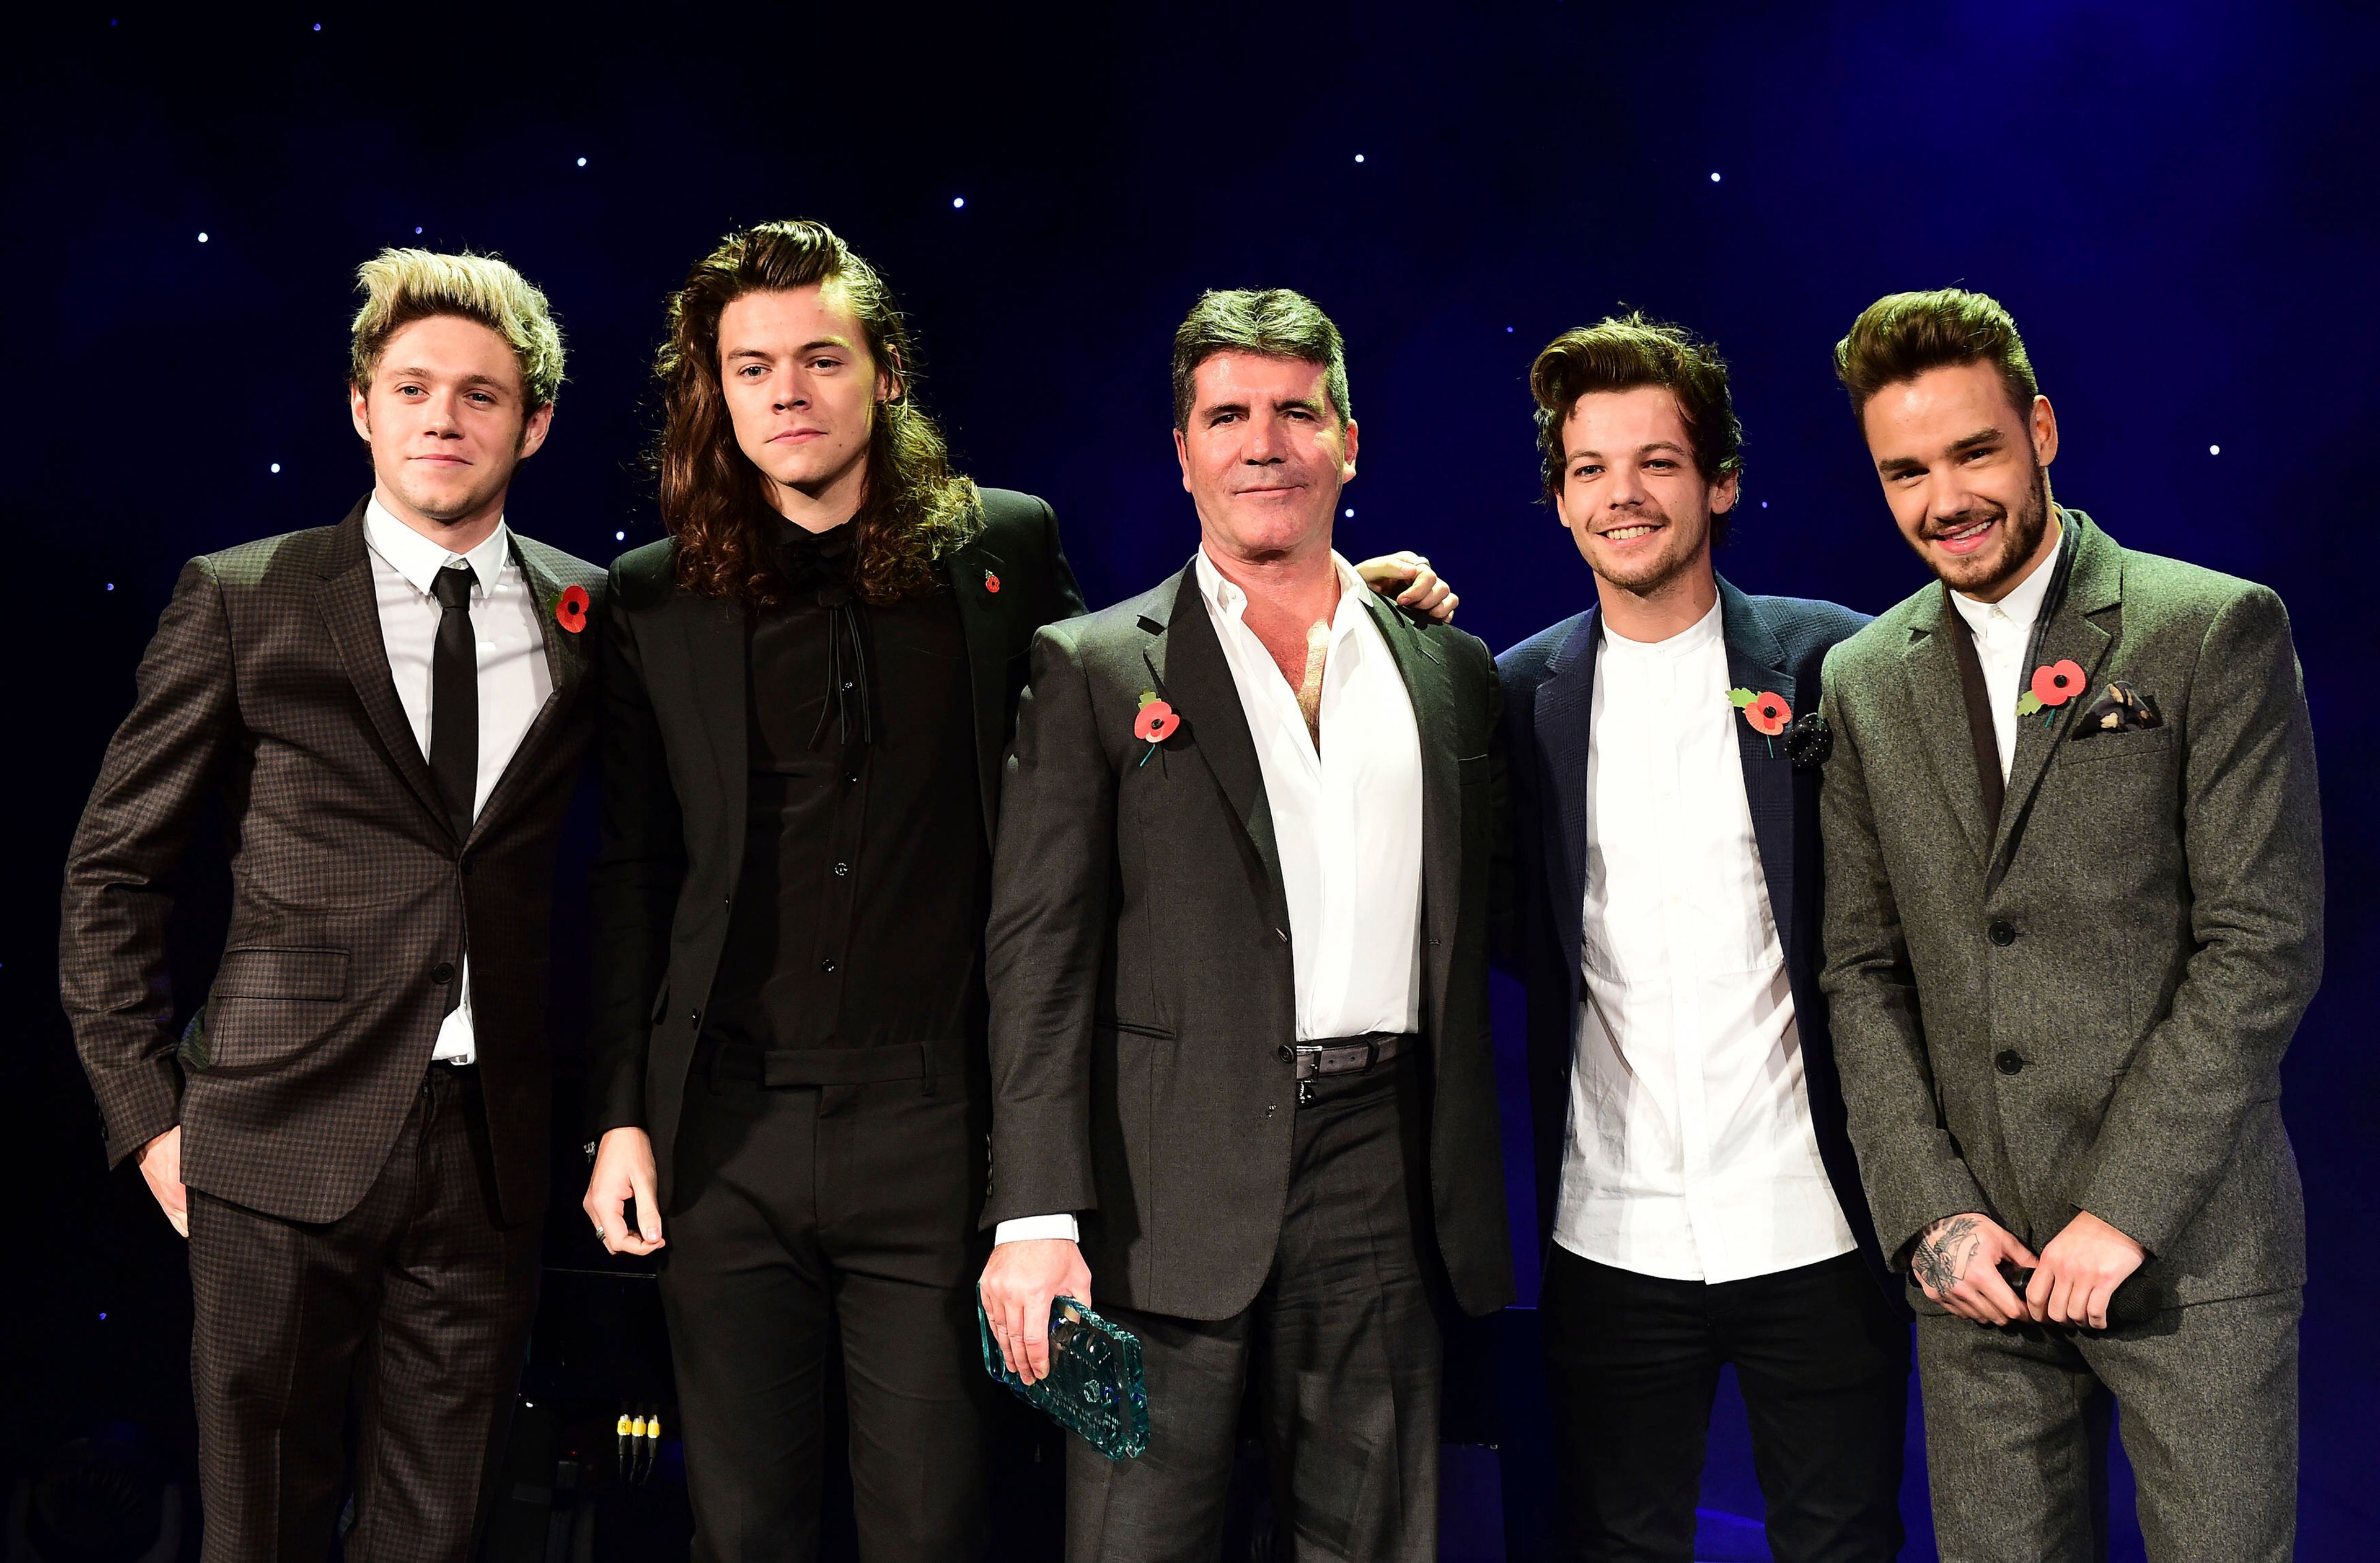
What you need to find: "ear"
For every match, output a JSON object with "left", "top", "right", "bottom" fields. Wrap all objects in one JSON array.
[
  {"left": 1709, "top": 467, "right": 1741, "bottom": 515},
  {"left": 1339, "top": 418, "right": 1359, "bottom": 483},
  {"left": 1174, "top": 426, "right": 1193, "bottom": 495},
  {"left": 876, "top": 346, "right": 904, "bottom": 407},
  {"left": 516, "top": 402, "right": 555, "bottom": 461},
  {"left": 2030, "top": 394, "right": 2059, "bottom": 470},
  {"left": 349, "top": 382, "right": 372, "bottom": 442}
]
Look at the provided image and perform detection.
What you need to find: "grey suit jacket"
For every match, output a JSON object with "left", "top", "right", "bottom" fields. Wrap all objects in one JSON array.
[
  {"left": 61, "top": 498, "right": 604, "bottom": 1225},
  {"left": 1818, "top": 510, "right": 2322, "bottom": 1309},
  {"left": 982, "top": 557, "right": 1517, "bottom": 1321}
]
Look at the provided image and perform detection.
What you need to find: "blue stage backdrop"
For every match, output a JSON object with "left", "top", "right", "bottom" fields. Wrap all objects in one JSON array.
[{"left": 5, "top": 6, "right": 2370, "bottom": 1557}]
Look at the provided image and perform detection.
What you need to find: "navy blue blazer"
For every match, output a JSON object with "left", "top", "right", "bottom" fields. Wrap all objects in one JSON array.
[{"left": 1496, "top": 576, "right": 1896, "bottom": 1299}]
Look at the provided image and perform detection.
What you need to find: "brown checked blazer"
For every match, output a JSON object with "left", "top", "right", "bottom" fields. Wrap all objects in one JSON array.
[
  {"left": 1818, "top": 511, "right": 2322, "bottom": 1311},
  {"left": 61, "top": 497, "right": 605, "bottom": 1226}
]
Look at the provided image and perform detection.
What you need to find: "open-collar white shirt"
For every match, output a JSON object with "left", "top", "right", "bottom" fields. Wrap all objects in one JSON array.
[
  {"left": 1945, "top": 511, "right": 2065, "bottom": 782},
  {"left": 1555, "top": 598, "right": 1855, "bottom": 1283},
  {"left": 363, "top": 495, "right": 552, "bottom": 1063}
]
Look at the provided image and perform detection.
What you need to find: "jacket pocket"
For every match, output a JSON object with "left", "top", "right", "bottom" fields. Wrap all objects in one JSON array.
[
  {"left": 1096, "top": 1017, "right": 1176, "bottom": 1041},
  {"left": 2061, "top": 727, "right": 2176, "bottom": 767},
  {"left": 1457, "top": 752, "right": 1491, "bottom": 785},
  {"left": 212, "top": 946, "right": 350, "bottom": 1002}
]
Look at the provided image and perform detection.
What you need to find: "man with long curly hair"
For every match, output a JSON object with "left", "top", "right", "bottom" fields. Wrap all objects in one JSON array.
[{"left": 578, "top": 221, "right": 1453, "bottom": 1559}]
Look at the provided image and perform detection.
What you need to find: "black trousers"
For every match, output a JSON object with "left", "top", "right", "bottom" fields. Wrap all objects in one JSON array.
[
  {"left": 187, "top": 1063, "right": 540, "bottom": 1563},
  {"left": 1067, "top": 1058, "right": 1442, "bottom": 1563},
  {"left": 1540, "top": 1246, "right": 1908, "bottom": 1563},
  {"left": 659, "top": 1055, "right": 992, "bottom": 1563}
]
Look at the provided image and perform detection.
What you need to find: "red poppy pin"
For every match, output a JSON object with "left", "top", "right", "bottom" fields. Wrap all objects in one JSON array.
[
  {"left": 2015, "top": 658, "right": 2086, "bottom": 721},
  {"left": 550, "top": 583, "right": 589, "bottom": 635},
  {"left": 1727, "top": 687, "right": 1792, "bottom": 756},
  {"left": 1134, "top": 690, "right": 1179, "bottom": 767},
  {"left": 983, "top": 570, "right": 1002, "bottom": 595}
]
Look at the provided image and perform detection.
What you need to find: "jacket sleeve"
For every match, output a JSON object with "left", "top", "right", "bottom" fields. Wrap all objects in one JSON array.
[
  {"left": 1817, "top": 652, "right": 1993, "bottom": 1265},
  {"left": 2069, "top": 586, "right": 2324, "bottom": 1253},
  {"left": 1039, "top": 496, "right": 1088, "bottom": 622},
  {"left": 59, "top": 557, "right": 240, "bottom": 1166},
  {"left": 980, "top": 625, "right": 1113, "bottom": 1228},
  {"left": 584, "top": 565, "right": 686, "bottom": 1137}
]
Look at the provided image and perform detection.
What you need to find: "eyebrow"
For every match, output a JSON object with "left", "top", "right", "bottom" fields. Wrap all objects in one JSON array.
[
  {"left": 725, "top": 337, "right": 855, "bottom": 362},
  {"left": 1201, "top": 394, "right": 1326, "bottom": 421},
  {"left": 386, "top": 367, "right": 509, "bottom": 392},
  {"left": 1569, "top": 439, "right": 1691, "bottom": 462}
]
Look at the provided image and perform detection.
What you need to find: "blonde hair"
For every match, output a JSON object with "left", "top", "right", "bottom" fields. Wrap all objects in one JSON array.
[{"left": 348, "top": 248, "right": 566, "bottom": 407}]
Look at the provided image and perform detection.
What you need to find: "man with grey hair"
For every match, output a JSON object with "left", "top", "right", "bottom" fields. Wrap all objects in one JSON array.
[
  {"left": 61, "top": 249, "right": 602, "bottom": 1561},
  {"left": 977, "top": 288, "right": 1514, "bottom": 1560}
]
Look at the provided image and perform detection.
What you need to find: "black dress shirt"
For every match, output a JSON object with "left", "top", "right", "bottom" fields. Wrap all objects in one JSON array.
[{"left": 702, "top": 521, "right": 987, "bottom": 1053}]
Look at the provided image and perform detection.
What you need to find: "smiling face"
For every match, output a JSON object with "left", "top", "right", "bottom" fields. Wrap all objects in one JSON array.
[
  {"left": 1860, "top": 359, "right": 2060, "bottom": 599},
  {"left": 718, "top": 283, "right": 897, "bottom": 524},
  {"left": 1554, "top": 384, "right": 1735, "bottom": 601},
  {"left": 348, "top": 313, "right": 550, "bottom": 532},
  {"left": 1173, "top": 351, "right": 1357, "bottom": 566}
]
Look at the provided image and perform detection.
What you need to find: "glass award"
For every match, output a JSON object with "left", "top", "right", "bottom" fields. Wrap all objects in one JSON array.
[{"left": 977, "top": 1294, "right": 1148, "bottom": 1460}]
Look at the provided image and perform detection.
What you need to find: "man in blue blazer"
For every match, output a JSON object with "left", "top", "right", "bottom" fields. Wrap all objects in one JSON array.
[{"left": 1496, "top": 314, "right": 1908, "bottom": 1562}]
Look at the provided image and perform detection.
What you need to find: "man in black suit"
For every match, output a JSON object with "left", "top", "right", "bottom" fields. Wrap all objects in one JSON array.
[
  {"left": 61, "top": 250, "right": 602, "bottom": 1561},
  {"left": 1496, "top": 315, "right": 1908, "bottom": 1561},
  {"left": 580, "top": 227, "right": 1455, "bottom": 1561},
  {"left": 977, "top": 288, "right": 1514, "bottom": 1562}
]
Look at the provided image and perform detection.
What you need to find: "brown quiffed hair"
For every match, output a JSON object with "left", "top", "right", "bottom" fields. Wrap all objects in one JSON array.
[
  {"left": 1530, "top": 312, "right": 1743, "bottom": 543},
  {"left": 1171, "top": 288, "right": 1352, "bottom": 430},
  {"left": 1833, "top": 288, "right": 2039, "bottom": 420},
  {"left": 653, "top": 219, "right": 978, "bottom": 608}
]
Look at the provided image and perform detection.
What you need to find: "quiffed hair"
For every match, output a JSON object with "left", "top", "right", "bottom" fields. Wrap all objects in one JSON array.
[
  {"left": 1170, "top": 288, "right": 1352, "bottom": 431},
  {"left": 1529, "top": 312, "right": 1743, "bottom": 541},
  {"left": 348, "top": 248, "right": 565, "bottom": 408},
  {"left": 1833, "top": 287, "right": 2039, "bottom": 420}
]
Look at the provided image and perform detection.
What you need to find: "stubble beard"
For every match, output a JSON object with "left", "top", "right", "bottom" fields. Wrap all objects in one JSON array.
[
  {"left": 1928, "top": 464, "right": 2051, "bottom": 596},
  {"left": 1586, "top": 499, "right": 1707, "bottom": 602}
]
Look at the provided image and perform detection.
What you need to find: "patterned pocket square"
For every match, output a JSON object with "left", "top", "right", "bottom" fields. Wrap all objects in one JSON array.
[{"left": 2074, "top": 680, "right": 2162, "bottom": 736}]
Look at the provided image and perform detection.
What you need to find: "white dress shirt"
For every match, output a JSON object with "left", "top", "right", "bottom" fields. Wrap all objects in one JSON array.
[
  {"left": 995, "top": 547, "right": 1428, "bottom": 1247},
  {"left": 1944, "top": 511, "right": 2065, "bottom": 782},
  {"left": 363, "top": 495, "right": 552, "bottom": 1064},
  {"left": 1552, "top": 599, "right": 1856, "bottom": 1284}
]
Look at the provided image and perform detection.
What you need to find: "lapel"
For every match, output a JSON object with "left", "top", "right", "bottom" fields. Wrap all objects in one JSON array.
[
  {"left": 468, "top": 537, "right": 591, "bottom": 844},
  {"left": 1142, "top": 558, "right": 1288, "bottom": 921},
  {"left": 316, "top": 500, "right": 453, "bottom": 837},
  {"left": 1532, "top": 607, "right": 1601, "bottom": 989},
  {"left": 1359, "top": 590, "right": 1458, "bottom": 1006},
  {"left": 944, "top": 535, "right": 1010, "bottom": 846},
  {"left": 1988, "top": 514, "right": 2122, "bottom": 884},
  {"left": 1900, "top": 588, "right": 1995, "bottom": 874},
  {"left": 677, "top": 585, "right": 749, "bottom": 871},
  {"left": 1717, "top": 579, "right": 1799, "bottom": 958}
]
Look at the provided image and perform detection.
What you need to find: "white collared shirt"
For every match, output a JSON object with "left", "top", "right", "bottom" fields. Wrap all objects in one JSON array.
[
  {"left": 1944, "top": 511, "right": 2065, "bottom": 782},
  {"left": 994, "top": 546, "right": 1427, "bottom": 1248},
  {"left": 1553, "top": 598, "right": 1856, "bottom": 1284},
  {"left": 363, "top": 495, "right": 552, "bottom": 1063}
]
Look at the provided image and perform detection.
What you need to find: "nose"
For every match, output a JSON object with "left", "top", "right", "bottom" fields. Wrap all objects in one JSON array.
[
  {"left": 1240, "top": 411, "right": 1287, "bottom": 464},
  {"left": 423, "top": 387, "right": 464, "bottom": 436},
  {"left": 1605, "top": 461, "right": 1648, "bottom": 509},
  {"left": 773, "top": 377, "right": 808, "bottom": 413}
]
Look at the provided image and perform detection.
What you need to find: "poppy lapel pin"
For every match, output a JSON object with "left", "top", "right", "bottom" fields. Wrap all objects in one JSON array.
[
  {"left": 549, "top": 583, "right": 590, "bottom": 635},
  {"left": 1727, "top": 687, "right": 1792, "bottom": 757},
  {"left": 2014, "top": 658, "right": 2086, "bottom": 723},
  {"left": 1134, "top": 690, "right": 1180, "bottom": 767},
  {"left": 983, "top": 570, "right": 1001, "bottom": 595}
]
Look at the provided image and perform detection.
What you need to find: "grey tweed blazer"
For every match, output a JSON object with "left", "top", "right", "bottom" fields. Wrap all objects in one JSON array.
[
  {"left": 61, "top": 498, "right": 605, "bottom": 1226},
  {"left": 1818, "top": 510, "right": 2322, "bottom": 1309}
]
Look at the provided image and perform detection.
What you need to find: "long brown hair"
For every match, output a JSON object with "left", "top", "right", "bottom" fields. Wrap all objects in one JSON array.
[{"left": 653, "top": 220, "right": 979, "bottom": 607}]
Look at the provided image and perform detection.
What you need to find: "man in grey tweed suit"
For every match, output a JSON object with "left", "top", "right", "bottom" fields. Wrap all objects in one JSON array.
[
  {"left": 1817, "top": 288, "right": 2322, "bottom": 1562},
  {"left": 60, "top": 252, "right": 604, "bottom": 1562}
]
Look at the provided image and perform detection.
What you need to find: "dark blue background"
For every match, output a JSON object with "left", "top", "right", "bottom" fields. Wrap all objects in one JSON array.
[{"left": 7, "top": 6, "right": 2369, "bottom": 1556}]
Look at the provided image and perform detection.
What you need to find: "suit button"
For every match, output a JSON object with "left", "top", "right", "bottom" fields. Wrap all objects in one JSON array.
[
  {"left": 1277, "top": 1044, "right": 1294, "bottom": 1064},
  {"left": 689, "top": 1011, "right": 700, "bottom": 1024},
  {"left": 821, "top": 958, "right": 837, "bottom": 974},
  {"left": 459, "top": 856, "right": 473, "bottom": 877},
  {"left": 431, "top": 962, "right": 455, "bottom": 984},
  {"left": 1988, "top": 921, "right": 2017, "bottom": 946},
  {"left": 834, "top": 863, "right": 850, "bottom": 878},
  {"left": 1995, "top": 1050, "right": 2024, "bottom": 1075}
]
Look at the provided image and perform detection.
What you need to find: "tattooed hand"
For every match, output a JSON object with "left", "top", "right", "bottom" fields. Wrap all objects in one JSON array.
[{"left": 1911, "top": 1212, "right": 2037, "bottom": 1325}]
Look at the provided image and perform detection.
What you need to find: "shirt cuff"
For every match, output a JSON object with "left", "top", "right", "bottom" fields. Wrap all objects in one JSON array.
[{"left": 994, "top": 1214, "right": 1079, "bottom": 1245}]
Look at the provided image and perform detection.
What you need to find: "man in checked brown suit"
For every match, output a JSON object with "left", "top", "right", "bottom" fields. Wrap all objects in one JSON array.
[{"left": 60, "top": 250, "right": 604, "bottom": 1561}]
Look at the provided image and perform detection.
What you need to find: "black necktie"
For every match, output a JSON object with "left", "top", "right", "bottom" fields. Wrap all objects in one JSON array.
[{"left": 430, "top": 563, "right": 479, "bottom": 840}]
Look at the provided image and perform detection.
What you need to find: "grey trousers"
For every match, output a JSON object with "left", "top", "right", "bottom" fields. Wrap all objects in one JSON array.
[
  {"left": 1065, "top": 1059, "right": 1442, "bottom": 1562},
  {"left": 1915, "top": 1287, "right": 2299, "bottom": 1562}
]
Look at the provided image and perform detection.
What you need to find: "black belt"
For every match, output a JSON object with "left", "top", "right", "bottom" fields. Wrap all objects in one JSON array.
[
  {"left": 1286, "top": 1031, "right": 1409, "bottom": 1105},
  {"left": 702, "top": 1037, "right": 969, "bottom": 1094}
]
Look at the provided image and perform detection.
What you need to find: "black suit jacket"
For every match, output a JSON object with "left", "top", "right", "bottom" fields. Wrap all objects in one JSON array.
[
  {"left": 982, "top": 557, "right": 1517, "bottom": 1321},
  {"left": 584, "top": 488, "right": 1085, "bottom": 1209},
  {"left": 61, "top": 497, "right": 605, "bottom": 1226},
  {"left": 1496, "top": 578, "right": 1895, "bottom": 1297}
]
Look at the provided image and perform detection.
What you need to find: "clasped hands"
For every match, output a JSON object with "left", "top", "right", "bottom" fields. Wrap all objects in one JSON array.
[{"left": 1912, "top": 1209, "right": 2144, "bottom": 1330}]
